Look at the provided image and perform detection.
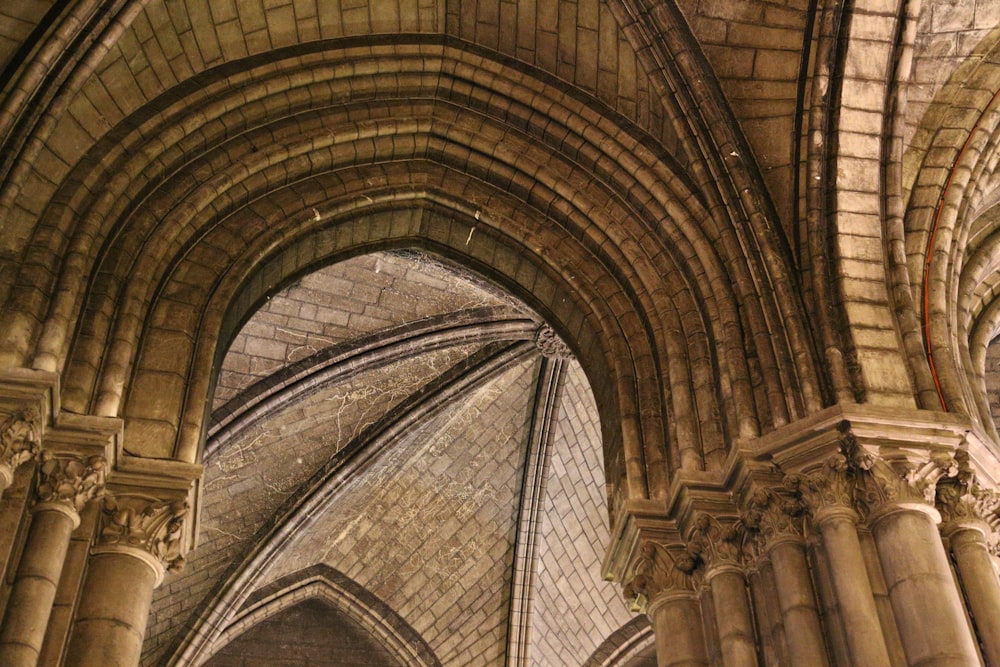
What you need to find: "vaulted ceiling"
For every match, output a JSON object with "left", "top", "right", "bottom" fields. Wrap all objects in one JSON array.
[
  {"left": 142, "top": 251, "right": 651, "bottom": 665},
  {"left": 4, "top": 0, "right": 1000, "bottom": 664}
]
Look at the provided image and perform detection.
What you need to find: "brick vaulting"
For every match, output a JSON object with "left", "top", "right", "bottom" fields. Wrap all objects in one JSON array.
[{"left": 3, "top": 1, "right": 1000, "bottom": 667}]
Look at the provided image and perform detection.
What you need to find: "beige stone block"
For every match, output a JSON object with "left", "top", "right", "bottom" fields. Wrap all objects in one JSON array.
[
  {"left": 836, "top": 157, "right": 880, "bottom": 192},
  {"left": 857, "top": 347, "right": 913, "bottom": 393},
  {"left": 843, "top": 301, "right": 894, "bottom": 329},
  {"left": 932, "top": 0, "right": 975, "bottom": 31},
  {"left": 754, "top": 48, "right": 801, "bottom": 80}
]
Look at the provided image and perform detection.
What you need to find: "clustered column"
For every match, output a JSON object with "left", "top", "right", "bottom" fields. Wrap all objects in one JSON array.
[
  {"left": 623, "top": 425, "right": 999, "bottom": 667},
  {"left": 687, "top": 515, "right": 757, "bottom": 667},
  {"left": 0, "top": 451, "right": 105, "bottom": 667},
  {"left": 862, "top": 456, "right": 979, "bottom": 666},
  {"left": 784, "top": 451, "right": 893, "bottom": 667},
  {"left": 936, "top": 460, "right": 1000, "bottom": 666},
  {"left": 741, "top": 487, "right": 828, "bottom": 666}
]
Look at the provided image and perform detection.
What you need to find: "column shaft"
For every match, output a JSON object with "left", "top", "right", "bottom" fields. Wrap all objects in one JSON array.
[
  {"left": 814, "top": 506, "right": 892, "bottom": 666},
  {"left": 64, "top": 549, "right": 160, "bottom": 667},
  {"left": 0, "top": 504, "right": 78, "bottom": 667},
  {"left": 949, "top": 525, "right": 1000, "bottom": 666},
  {"left": 767, "top": 537, "right": 829, "bottom": 666},
  {"left": 748, "top": 560, "right": 785, "bottom": 665},
  {"left": 708, "top": 567, "right": 758, "bottom": 667},
  {"left": 650, "top": 593, "right": 709, "bottom": 667},
  {"left": 870, "top": 505, "right": 979, "bottom": 667}
]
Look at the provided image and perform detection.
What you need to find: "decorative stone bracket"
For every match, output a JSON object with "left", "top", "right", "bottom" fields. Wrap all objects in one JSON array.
[{"left": 533, "top": 325, "right": 573, "bottom": 359}]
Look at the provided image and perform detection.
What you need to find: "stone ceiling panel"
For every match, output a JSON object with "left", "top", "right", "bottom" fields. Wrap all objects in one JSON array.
[
  {"left": 530, "top": 361, "right": 634, "bottom": 665},
  {"left": 204, "top": 598, "right": 405, "bottom": 667},
  {"left": 674, "top": 0, "right": 811, "bottom": 235},
  {"left": 907, "top": 0, "right": 1000, "bottom": 156},
  {"left": 142, "top": 343, "right": 484, "bottom": 666},
  {"left": 216, "top": 250, "right": 520, "bottom": 407},
  {"left": 258, "top": 356, "right": 540, "bottom": 665}
]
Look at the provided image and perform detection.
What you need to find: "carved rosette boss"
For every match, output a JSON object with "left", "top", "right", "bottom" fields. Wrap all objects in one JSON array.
[
  {"left": 534, "top": 325, "right": 573, "bottom": 360},
  {"left": 95, "top": 495, "right": 190, "bottom": 585}
]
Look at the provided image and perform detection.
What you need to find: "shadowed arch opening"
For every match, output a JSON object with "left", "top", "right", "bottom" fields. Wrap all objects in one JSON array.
[{"left": 203, "top": 564, "right": 442, "bottom": 667}]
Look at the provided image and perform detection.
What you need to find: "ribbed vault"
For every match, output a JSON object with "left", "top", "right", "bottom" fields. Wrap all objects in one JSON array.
[
  {"left": 5, "top": 2, "right": 1000, "bottom": 667},
  {"left": 141, "top": 252, "right": 637, "bottom": 666}
]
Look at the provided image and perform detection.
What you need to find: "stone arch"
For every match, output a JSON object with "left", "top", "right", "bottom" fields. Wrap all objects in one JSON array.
[
  {"left": 202, "top": 564, "right": 442, "bottom": 667},
  {"left": 583, "top": 615, "right": 655, "bottom": 666},
  {"left": 796, "top": 0, "right": 934, "bottom": 408},
  {"left": 0, "top": 37, "right": 825, "bottom": 502},
  {"left": 902, "top": 25, "right": 1000, "bottom": 431}
]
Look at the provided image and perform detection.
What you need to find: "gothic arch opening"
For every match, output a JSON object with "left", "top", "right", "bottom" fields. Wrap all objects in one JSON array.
[{"left": 145, "top": 250, "right": 636, "bottom": 666}]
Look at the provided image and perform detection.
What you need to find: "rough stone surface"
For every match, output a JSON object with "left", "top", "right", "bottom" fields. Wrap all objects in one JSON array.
[{"left": 215, "top": 250, "right": 519, "bottom": 407}]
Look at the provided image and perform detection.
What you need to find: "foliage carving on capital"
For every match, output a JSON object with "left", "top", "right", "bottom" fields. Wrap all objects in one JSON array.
[
  {"left": 782, "top": 423, "right": 954, "bottom": 519},
  {"left": 624, "top": 540, "right": 699, "bottom": 611},
  {"left": 935, "top": 450, "right": 1000, "bottom": 550},
  {"left": 34, "top": 451, "right": 107, "bottom": 511},
  {"left": 934, "top": 451, "right": 979, "bottom": 525},
  {"left": 0, "top": 408, "right": 41, "bottom": 471},
  {"left": 98, "top": 495, "right": 189, "bottom": 572},
  {"left": 741, "top": 486, "right": 807, "bottom": 554},
  {"left": 783, "top": 449, "right": 855, "bottom": 513},
  {"left": 686, "top": 513, "right": 751, "bottom": 569},
  {"left": 854, "top": 454, "right": 950, "bottom": 516}
]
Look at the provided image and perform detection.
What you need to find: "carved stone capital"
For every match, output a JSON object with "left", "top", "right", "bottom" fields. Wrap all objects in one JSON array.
[
  {"left": 0, "top": 408, "right": 41, "bottom": 474},
  {"left": 854, "top": 455, "right": 946, "bottom": 518},
  {"left": 624, "top": 540, "right": 700, "bottom": 612},
  {"left": 741, "top": 486, "right": 807, "bottom": 555},
  {"left": 97, "top": 495, "right": 189, "bottom": 574},
  {"left": 783, "top": 424, "right": 951, "bottom": 522},
  {"left": 686, "top": 513, "right": 751, "bottom": 570},
  {"left": 783, "top": 449, "right": 855, "bottom": 513},
  {"left": 936, "top": 451, "right": 1000, "bottom": 553},
  {"left": 34, "top": 450, "right": 107, "bottom": 512}
]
